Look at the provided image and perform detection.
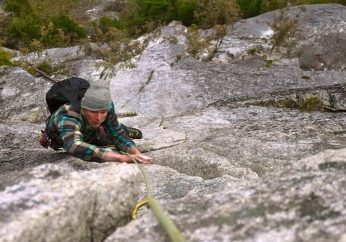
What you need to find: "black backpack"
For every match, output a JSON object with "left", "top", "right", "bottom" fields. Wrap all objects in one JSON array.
[
  {"left": 46, "top": 77, "right": 90, "bottom": 114},
  {"left": 41, "top": 77, "right": 142, "bottom": 150}
]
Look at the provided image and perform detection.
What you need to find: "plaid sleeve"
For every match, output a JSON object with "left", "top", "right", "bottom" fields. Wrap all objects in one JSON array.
[
  {"left": 105, "top": 103, "right": 135, "bottom": 152},
  {"left": 57, "top": 113, "right": 108, "bottom": 162}
]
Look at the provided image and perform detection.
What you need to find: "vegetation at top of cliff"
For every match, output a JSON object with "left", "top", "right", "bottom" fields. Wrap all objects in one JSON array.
[
  {"left": 236, "top": 0, "right": 346, "bottom": 17},
  {"left": 2, "top": 0, "right": 86, "bottom": 50},
  {"left": 0, "top": 0, "right": 242, "bottom": 52},
  {"left": 116, "top": 0, "right": 240, "bottom": 36},
  {"left": 0, "top": 0, "right": 345, "bottom": 53}
]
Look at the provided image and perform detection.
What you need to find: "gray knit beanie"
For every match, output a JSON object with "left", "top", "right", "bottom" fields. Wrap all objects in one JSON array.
[{"left": 81, "top": 85, "right": 112, "bottom": 111}]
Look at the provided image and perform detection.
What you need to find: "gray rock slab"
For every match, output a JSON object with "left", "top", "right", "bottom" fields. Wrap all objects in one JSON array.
[
  {"left": 150, "top": 106, "right": 346, "bottom": 177},
  {"left": 11, "top": 46, "right": 86, "bottom": 66},
  {"left": 110, "top": 35, "right": 345, "bottom": 117},
  {"left": 0, "top": 67, "right": 50, "bottom": 123},
  {"left": 135, "top": 165, "right": 241, "bottom": 205},
  {"left": 0, "top": 164, "right": 140, "bottom": 242},
  {"left": 0, "top": 122, "right": 44, "bottom": 150},
  {"left": 214, "top": 4, "right": 346, "bottom": 70},
  {"left": 106, "top": 148, "right": 346, "bottom": 242}
]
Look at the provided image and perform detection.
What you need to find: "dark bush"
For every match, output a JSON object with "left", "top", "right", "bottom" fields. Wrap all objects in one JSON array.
[
  {"left": 194, "top": 0, "right": 240, "bottom": 28},
  {"left": 119, "top": 0, "right": 239, "bottom": 36},
  {"left": 136, "top": 0, "right": 175, "bottom": 22},
  {"left": 3, "top": 0, "right": 85, "bottom": 49},
  {"left": 4, "top": 0, "right": 33, "bottom": 17},
  {"left": 98, "top": 16, "right": 125, "bottom": 34},
  {"left": 5, "top": 15, "right": 42, "bottom": 48},
  {"left": 176, "top": 0, "right": 195, "bottom": 26},
  {"left": 53, "top": 15, "right": 87, "bottom": 45},
  {"left": 236, "top": 0, "right": 263, "bottom": 17}
]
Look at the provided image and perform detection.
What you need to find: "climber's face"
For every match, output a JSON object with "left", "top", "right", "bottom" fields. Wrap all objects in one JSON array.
[{"left": 82, "top": 109, "right": 108, "bottom": 128}]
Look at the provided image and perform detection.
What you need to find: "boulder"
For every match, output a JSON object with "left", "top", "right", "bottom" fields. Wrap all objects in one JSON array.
[
  {"left": 106, "top": 148, "right": 346, "bottom": 242},
  {"left": 0, "top": 164, "right": 140, "bottom": 242}
]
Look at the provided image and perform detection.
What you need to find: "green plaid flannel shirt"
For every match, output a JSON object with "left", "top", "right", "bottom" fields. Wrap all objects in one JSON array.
[{"left": 47, "top": 104, "right": 135, "bottom": 161}]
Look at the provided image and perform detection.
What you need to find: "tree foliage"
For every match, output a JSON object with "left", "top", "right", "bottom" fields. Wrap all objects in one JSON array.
[
  {"left": 237, "top": 0, "right": 346, "bottom": 17},
  {"left": 117, "top": 0, "right": 239, "bottom": 36},
  {"left": 3, "top": 0, "right": 85, "bottom": 49},
  {"left": 1, "top": 0, "right": 345, "bottom": 51}
]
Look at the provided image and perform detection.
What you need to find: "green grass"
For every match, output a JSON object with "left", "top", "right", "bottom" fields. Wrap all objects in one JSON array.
[
  {"left": 299, "top": 96, "right": 324, "bottom": 111},
  {"left": 0, "top": 50, "right": 13, "bottom": 66}
]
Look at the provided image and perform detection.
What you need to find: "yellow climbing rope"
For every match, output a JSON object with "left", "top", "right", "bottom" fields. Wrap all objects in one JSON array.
[
  {"left": 131, "top": 197, "right": 149, "bottom": 220},
  {"left": 125, "top": 153, "right": 186, "bottom": 242}
]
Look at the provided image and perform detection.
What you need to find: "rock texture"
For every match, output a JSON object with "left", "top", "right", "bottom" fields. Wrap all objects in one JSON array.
[
  {"left": 0, "top": 67, "right": 51, "bottom": 123},
  {"left": 0, "top": 164, "right": 140, "bottom": 242},
  {"left": 108, "top": 152, "right": 346, "bottom": 242},
  {"left": 0, "top": 3, "right": 346, "bottom": 242},
  {"left": 214, "top": 4, "right": 346, "bottom": 71}
]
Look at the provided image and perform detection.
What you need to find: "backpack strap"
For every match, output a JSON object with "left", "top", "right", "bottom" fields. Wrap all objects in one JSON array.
[{"left": 65, "top": 104, "right": 83, "bottom": 120}]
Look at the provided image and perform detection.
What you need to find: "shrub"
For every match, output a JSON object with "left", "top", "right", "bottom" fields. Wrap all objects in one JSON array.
[
  {"left": 90, "top": 17, "right": 129, "bottom": 44},
  {"left": 236, "top": 0, "right": 263, "bottom": 17},
  {"left": 103, "top": 0, "right": 127, "bottom": 12},
  {"left": 299, "top": 96, "right": 324, "bottom": 111},
  {"left": 87, "top": 17, "right": 148, "bottom": 68},
  {"left": 53, "top": 15, "right": 87, "bottom": 44},
  {"left": 194, "top": 0, "right": 240, "bottom": 28},
  {"left": 0, "top": 14, "right": 11, "bottom": 46},
  {"left": 29, "top": 0, "right": 79, "bottom": 18},
  {"left": 4, "top": 0, "right": 33, "bottom": 16},
  {"left": 186, "top": 26, "right": 209, "bottom": 56},
  {"left": 35, "top": 60, "right": 53, "bottom": 74},
  {"left": 264, "top": 59, "right": 274, "bottom": 67},
  {"left": 176, "top": 0, "right": 195, "bottom": 26},
  {"left": 3, "top": 0, "right": 85, "bottom": 49},
  {"left": 270, "top": 10, "right": 299, "bottom": 55},
  {"left": 119, "top": 0, "right": 239, "bottom": 37},
  {"left": 139, "top": 0, "right": 176, "bottom": 22},
  {"left": 98, "top": 16, "right": 125, "bottom": 34},
  {"left": 28, "top": 39, "right": 45, "bottom": 53},
  {"left": 5, "top": 15, "right": 42, "bottom": 49},
  {"left": 0, "top": 49, "right": 13, "bottom": 66},
  {"left": 119, "top": 0, "right": 172, "bottom": 36},
  {"left": 186, "top": 24, "right": 226, "bottom": 59},
  {"left": 5, "top": 14, "right": 86, "bottom": 49},
  {"left": 261, "top": 0, "right": 287, "bottom": 12}
]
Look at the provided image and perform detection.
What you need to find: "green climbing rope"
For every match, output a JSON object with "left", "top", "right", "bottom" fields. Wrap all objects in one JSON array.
[
  {"left": 131, "top": 197, "right": 149, "bottom": 220},
  {"left": 126, "top": 153, "right": 186, "bottom": 242}
]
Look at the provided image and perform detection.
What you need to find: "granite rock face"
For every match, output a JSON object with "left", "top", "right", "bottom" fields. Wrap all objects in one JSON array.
[
  {"left": 110, "top": 5, "right": 346, "bottom": 117},
  {"left": 1, "top": 3, "right": 346, "bottom": 242},
  {"left": 0, "top": 67, "right": 50, "bottom": 123},
  {"left": 0, "top": 164, "right": 140, "bottom": 242},
  {"left": 108, "top": 150, "right": 346, "bottom": 242},
  {"left": 214, "top": 4, "right": 346, "bottom": 71}
]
